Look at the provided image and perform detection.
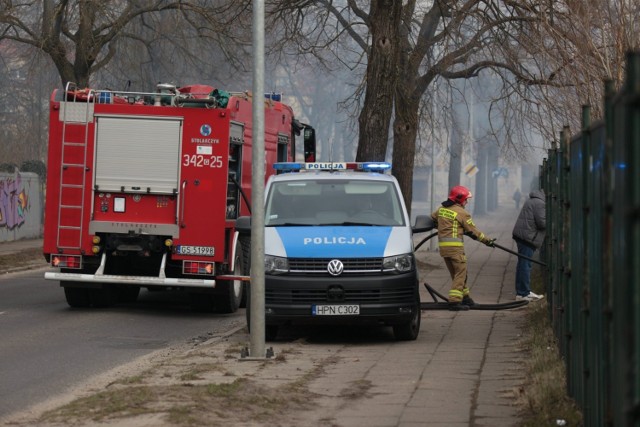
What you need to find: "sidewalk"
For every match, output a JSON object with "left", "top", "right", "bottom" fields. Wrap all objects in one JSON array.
[
  {"left": 2, "top": 205, "right": 532, "bottom": 426},
  {"left": 274, "top": 205, "right": 529, "bottom": 426},
  {"left": 0, "top": 238, "right": 46, "bottom": 275},
  {"left": 0, "top": 238, "right": 43, "bottom": 256}
]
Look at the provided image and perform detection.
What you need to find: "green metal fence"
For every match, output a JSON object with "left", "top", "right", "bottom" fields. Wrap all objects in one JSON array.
[{"left": 541, "top": 51, "right": 640, "bottom": 426}]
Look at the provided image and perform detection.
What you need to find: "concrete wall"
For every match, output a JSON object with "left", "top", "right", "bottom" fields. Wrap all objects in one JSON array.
[{"left": 0, "top": 172, "right": 43, "bottom": 242}]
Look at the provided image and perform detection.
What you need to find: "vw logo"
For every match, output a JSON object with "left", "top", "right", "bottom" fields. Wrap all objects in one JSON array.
[{"left": 327, "top": 259, "right": 344, "bottom": 276}]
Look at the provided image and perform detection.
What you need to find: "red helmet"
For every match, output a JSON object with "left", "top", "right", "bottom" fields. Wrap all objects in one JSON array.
[{"left": 448, "top": 185, "right": 473, "bottom": 204}]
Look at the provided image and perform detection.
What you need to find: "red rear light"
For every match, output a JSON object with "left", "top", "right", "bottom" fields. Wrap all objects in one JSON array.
[
  {"left": 51, "top": 254, "right": 82, "bottom": 269},
  {"left": 183, "top": 261, "right": 214, "bottom": 275}
]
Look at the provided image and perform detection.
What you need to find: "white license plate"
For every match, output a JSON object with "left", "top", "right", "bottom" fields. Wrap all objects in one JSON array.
[
  {"left": 176, "top": 246, "right": 215, "bottom": 256},
  {"left": 312, "top": 304, "right": 360, "bottom": 316}
]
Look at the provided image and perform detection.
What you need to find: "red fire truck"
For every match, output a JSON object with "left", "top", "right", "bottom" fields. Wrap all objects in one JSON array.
[{"left": 43, "top": 82, "right": 316, "bottom": 312}]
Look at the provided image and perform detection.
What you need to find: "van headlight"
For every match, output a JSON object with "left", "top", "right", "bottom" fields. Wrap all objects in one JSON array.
[
  {"left": 265, "top": 255, "right": 289, "bottom": 274},
  {"left": 382, "top": 254, "right": 414, "bottom": 273}
]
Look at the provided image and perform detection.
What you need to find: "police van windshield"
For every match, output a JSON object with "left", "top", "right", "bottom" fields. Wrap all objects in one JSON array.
[{"left": 265, "top": 179, "right": 406, "bottom": 227}]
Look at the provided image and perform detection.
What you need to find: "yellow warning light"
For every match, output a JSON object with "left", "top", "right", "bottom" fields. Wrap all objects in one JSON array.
[
  {"left": 165, "top": 239, "right": 173, "bottom": 247},
  {"left": 92, "top": 246, "right": 101, "bottom": 254},
  {"left": 92, "top": 235, "right": 101, "bottom": 244}
]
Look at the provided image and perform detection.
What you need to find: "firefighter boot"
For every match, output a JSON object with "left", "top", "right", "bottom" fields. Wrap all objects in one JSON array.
[{"left": 448, "top": 302, "right": 470, "bottom": 311}]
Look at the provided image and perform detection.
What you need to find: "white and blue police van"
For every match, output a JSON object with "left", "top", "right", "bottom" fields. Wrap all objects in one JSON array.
[{"left": 241, "top": 162, "right": 433, "bottom": 341}]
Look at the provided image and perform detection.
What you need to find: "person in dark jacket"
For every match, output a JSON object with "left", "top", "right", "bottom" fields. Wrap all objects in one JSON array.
[{"left": 512, "top": 189, "right": 546, "bottom": 301}]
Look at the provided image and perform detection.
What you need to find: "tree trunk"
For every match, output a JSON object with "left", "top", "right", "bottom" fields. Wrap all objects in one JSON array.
[
  {"left": 355, "top": 0, "right": 402, "bottom": 162},
  {"left": 391, "top": 89, "right": 420, "bottom": 215}
]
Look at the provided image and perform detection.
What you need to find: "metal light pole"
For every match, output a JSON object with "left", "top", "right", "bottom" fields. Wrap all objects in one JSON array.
[{"left": 249, "top": 0, "right": 267, "bottom": 359}]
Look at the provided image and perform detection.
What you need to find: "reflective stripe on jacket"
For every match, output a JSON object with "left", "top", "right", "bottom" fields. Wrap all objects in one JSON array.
[
  {"left": 436, "top": 208, "right": 464, "bottom": 247},
  {"left": 431, "top": 203, "right": 490, "bottom": 254}
]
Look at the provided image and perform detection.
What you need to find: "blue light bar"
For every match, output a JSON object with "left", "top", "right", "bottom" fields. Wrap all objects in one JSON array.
[
  {"left": 273, "top": 161, "right": 392, "bottom": 173},
  {"left": 361, "top": 162, "right": 392, "bottom": 172},
  {"left": 273, "top": 162, "right": 303, "bottom": 171}
]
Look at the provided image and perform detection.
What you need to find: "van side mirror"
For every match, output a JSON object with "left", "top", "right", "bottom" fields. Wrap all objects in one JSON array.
[
  {"left": 412, "top": 215, "right": 435, "bottom": 233},
  {"left": 303, "top": 127, "right": 316, "bottom": 162}
]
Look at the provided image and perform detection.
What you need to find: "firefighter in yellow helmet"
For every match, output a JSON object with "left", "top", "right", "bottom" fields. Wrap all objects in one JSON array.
[{"left": 431, "top": 185, "right": 495, "bottom": 311}]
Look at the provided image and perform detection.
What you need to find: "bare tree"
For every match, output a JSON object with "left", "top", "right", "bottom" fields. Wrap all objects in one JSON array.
[
  {"left": 388, "top": 1, "right": 566, "bottom": 211},
  {"left": 496, "top": 0, "right": 640, "bottom": 146},
  {"left": 267, "top": 1, "right": 576, "bottom": 210},
  {"left": 282, "top": 59, "right": 357, "bottom": 161},
  {"left": 0, "top": 0, "right": 255, "bottom": 165},
  {"left": 0, "top": 0, "right": 251, "bottom": 87},
  {"left": 0, "top": 40, "right": 58, "bottom": 166}
]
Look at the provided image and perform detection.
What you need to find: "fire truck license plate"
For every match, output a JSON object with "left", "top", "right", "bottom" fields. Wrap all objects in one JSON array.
[
  {"left": 312, "top": 304, "right": 360, "bottom": 316},
  {"left": 176, "top": 246, "right": 215, "bottom": 256}
]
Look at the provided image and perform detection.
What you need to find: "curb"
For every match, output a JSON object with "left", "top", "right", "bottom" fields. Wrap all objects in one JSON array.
[{"left": 1, "top": 263, "right": 49, "bottom": 275}]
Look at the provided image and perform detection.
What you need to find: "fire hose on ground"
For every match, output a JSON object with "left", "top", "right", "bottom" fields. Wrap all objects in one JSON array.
[{"left": 414, "top": 232, "right": 541, "bottom": 310}]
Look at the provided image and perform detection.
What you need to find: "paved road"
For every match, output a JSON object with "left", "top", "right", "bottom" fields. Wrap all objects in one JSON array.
[{"left": 0, "top": 269, "right": 244, "bottom": 419}]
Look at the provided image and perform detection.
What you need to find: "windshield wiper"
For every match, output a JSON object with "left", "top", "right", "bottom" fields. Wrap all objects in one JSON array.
[{"left": 268, "top": 222, "right": 313, "bottom": 227}]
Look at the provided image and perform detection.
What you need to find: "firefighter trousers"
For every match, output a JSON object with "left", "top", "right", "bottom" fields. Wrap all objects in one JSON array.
[{"left": 443, "top": 253, "right": 469, "bottom": 303}]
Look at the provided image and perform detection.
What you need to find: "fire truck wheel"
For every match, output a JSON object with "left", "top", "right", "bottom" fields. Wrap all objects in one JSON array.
[
  {"left": 63, "top": 286, "right": 91, "bottom": 308},
  {"left": 117, "top": 286, "right": 140, "bottom": 303},
  {"left": 88, "top": 287, "right": 118, "bottom": 308},
  {"left": 213, "top": 241, "right": 244, "bottom": 314},
  {"left": 189, "top": 293, "right": 216, "bottom": 312},
  {"left": 239, "top": 236, "right": 251, "bottom": 308},
  {"left": 245, "top": 290, "right": 250, "bottom": 329}
]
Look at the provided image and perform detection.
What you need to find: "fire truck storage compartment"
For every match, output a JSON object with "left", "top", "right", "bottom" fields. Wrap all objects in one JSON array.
[{"left": 94, "top": 116, "right": 182, "bottom": 194}]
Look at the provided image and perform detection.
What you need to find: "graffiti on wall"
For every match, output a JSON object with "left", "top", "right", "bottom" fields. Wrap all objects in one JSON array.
[{"left": 0, "top": 173, "right": 29, "bottom": 230}]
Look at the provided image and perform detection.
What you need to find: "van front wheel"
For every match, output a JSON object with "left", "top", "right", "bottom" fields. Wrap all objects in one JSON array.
[{"left": 393, "top": 301, "right": 421, "bottom": 341}]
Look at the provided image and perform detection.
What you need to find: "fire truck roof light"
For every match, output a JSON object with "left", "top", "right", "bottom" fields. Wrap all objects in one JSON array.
[
  {"left": 265, "top": 92, "right": 282, "bottom": 102},
  {"left": 273, "top": 162, "right": 392, "bottom": 173}
]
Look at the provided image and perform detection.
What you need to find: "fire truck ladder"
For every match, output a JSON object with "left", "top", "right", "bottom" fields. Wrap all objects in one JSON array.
[{"left": 56, "top": 82, "right": 93, "bottom": 251}]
